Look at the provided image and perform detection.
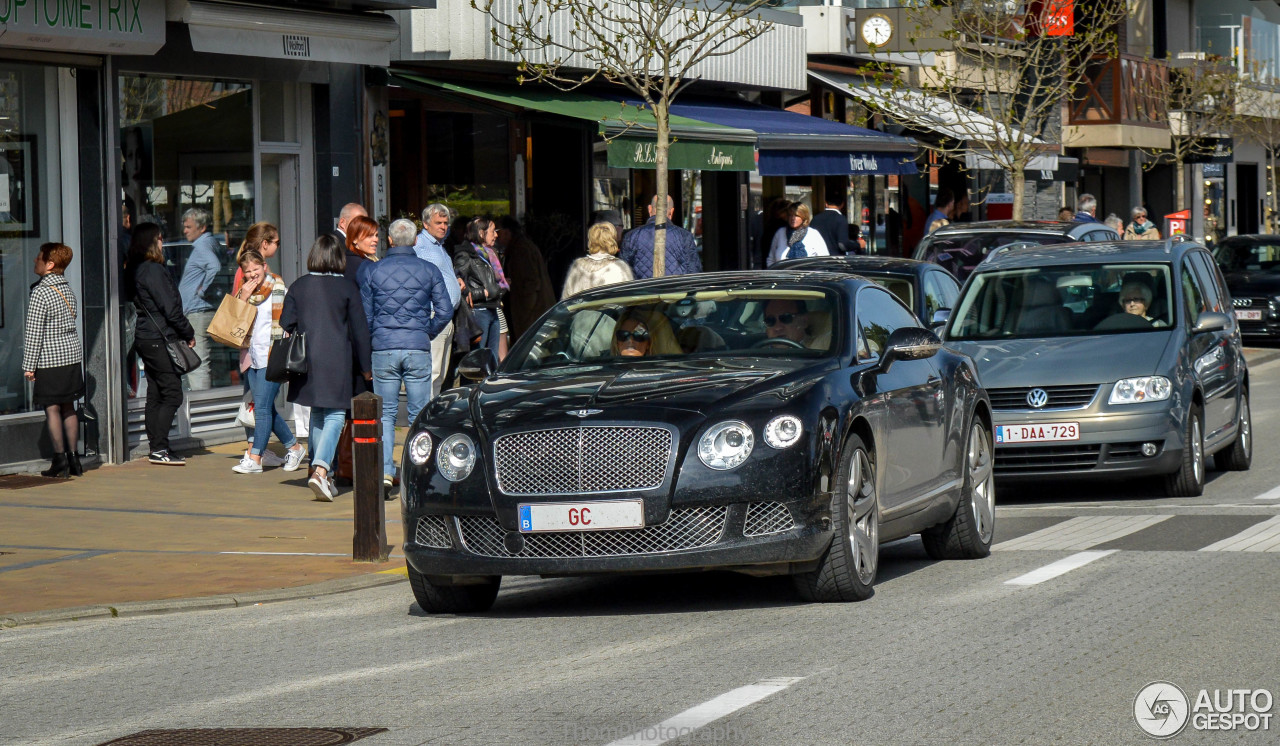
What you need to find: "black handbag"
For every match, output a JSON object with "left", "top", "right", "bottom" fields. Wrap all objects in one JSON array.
[
  {"left": 136, "top": 301, "right": 202, "bottom": 374},
  {"left": 265, "top": 332, "right": 307, "bottom": 382}
]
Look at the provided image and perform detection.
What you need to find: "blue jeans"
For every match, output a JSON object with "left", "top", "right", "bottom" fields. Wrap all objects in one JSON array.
[
  {"left": 473, "top": 308, "right": 500, "bottom": 355},
  {"left": 245, "top": 367, "right": 297, "bottom": 456},
  {"left": 308, "top": 407, "right": 346, "bottom": 472},
  {"left": 372, "top": 349, "right": 433, "bottom": 479}
]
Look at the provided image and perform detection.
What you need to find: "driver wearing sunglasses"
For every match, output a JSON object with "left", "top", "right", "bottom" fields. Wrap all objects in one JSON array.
[
  {"left": 763, "top": 298, "right": 810, "bottom": 344},
  {"left": 613, "top": 316, "right": 652, "bottom": 357}
]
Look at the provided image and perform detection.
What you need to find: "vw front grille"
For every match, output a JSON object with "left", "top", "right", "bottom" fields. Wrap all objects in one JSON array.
[
  {"left": 987, "top": 384, "right": 1100, "bottom": 411},
  {"left": 743, "top": 502, "right": 795, "bottom": 537},
  {"left": 995, "top": 443, "right": 1101, "bottom": 474},
  {"left": 493, "top": 425, "right": 673, "bottom": 495},
  {"left": 456, "top": 506, "right": 728, "bottom": 558},
  {"left": 415, "top": 515, "right": 453, "bottom": 549}
]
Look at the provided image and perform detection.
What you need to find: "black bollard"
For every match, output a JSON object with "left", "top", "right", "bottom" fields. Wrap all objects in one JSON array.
[{"left": 351, "top": 391, "right": 389, "bottom": 562}]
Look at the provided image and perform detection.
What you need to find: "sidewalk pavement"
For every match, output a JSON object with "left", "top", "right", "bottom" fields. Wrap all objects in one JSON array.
[
  {"left": 0, "top": 439, "right": 408, "bottom": 628},
  {"left": 4, "top": 346, "right": 1279, "bottom": 629}
]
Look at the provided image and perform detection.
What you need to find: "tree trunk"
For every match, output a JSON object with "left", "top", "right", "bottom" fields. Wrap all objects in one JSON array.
[
  {"left": 1271, "top": 150, "right": 1278, "bottom": 233},
  {"left": 1176, "top": 160, "right": 1187, "bottom": 211},
  {"left": 1010, "top": 168, "right": 1025, "bottom": 221},
  {"left": 653, "top": 100, "right": 670, "bottom": 278}
]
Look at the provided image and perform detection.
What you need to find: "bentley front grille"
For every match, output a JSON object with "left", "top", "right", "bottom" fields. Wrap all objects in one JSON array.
[
  {"left": 743, "top": 502, "right": 795, "bottom": 537},
  {"left": 414, "top": 515, "right": 453, "bottom": 549},
  {"left": 492, "top": 425, "right": 674, "bottom": 495},
  {"left": 456, "top": 506, "right": 728, "bottom": 558}
]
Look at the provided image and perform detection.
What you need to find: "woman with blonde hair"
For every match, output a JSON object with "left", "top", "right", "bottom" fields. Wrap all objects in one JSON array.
[
  {"left": 232, "top": 222, "right": 281, "bottom": 293},
  {"left": 562, "top": 221, "right": 635, "bottom": 299},
  {"left": 609, "top": 307, "right": 682, "bottom": 358},
  {"left": 767, "top": 201, "right": 829, "bottom": 266}
]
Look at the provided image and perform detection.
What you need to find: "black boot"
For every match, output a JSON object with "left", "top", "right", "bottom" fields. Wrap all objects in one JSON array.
[
  {"left": 66, "top": 451, "right": 83, "bottom": 477},
  {"left": 41, "top": 453, "right": 69, "bottom": 478}
]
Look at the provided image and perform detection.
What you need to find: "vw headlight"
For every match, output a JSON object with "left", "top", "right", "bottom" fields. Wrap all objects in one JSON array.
[
  {"left": 407, "top": 431, "right": 433, "bottom": 466},
  {"left": 1109, "top": 376, "right": 1172, "bottom": 404},
  {"left": 698, "top": 421, "right": 754, "bottom": 470},
  {"left": 763, "top": 415, "right": 803, "bottom": 449},
  {"left": 437, "top": 433, "right": 477, "bottom": 481}
]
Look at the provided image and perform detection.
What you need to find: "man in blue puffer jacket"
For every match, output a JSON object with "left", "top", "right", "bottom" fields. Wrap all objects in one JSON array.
[{"left": 358, "top": 218, "right": 453, "bottom": 492}]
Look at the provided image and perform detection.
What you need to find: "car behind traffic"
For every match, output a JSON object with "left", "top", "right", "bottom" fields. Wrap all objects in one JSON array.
[{"left": 915, "top": 220, "right": 1119, "bottom": 279}]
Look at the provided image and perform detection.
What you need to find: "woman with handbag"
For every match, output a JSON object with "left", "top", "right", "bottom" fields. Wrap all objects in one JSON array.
[
  {"left": 230, "top": 249, "right": 306, "bottom": 475},
  {"left": 23, "top": 242, "right": 85, "bottom": 478},
  {"left": 125, "top": 223, "right": 196, "bottom": 466},
  {"left": 452, "top": 217, "right": 504, "bottom": 359},
  {"left": 281, "top": 235, "right": 372, "bottom": 502}
]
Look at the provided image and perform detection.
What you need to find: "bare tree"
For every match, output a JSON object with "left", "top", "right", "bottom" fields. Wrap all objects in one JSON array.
[
  {"left": 473, "top": 0, "right": 774, "bottom": 276},
  {"left": 1136, "top": 58, "right": 1241, "bottom": 212},
  {"left": 867, "top": 0, "right": 1128, "bottom": 220}
]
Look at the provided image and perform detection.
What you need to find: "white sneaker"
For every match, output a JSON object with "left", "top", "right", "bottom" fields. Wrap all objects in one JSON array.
[
  {"left": 259, "top": 449, "right": 286, "bottom": 468},
  {"left": 282, "top": 447, "right": 305, "bottom": 472},
  {"left": 309, "top": 473, "right": 335, "bottom": 502},
  {"left": 232, "top": 455, "right": 263, "bottom": 474}
]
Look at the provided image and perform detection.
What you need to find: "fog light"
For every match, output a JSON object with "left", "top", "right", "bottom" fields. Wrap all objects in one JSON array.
[
  {"left": 1142, "top": 442, "right": 1158, "bottom": 457},
  {"left": 504, "top": 531, "right": 525, "bottom": 554}
]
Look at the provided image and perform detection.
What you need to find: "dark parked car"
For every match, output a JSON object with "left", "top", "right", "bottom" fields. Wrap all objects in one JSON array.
[
  {"left": 1212, "top": 234, "right": 1280, "bottom": 339},
  {"left": 775, "top": 255, "right": 962, "bottom": 326},
  {"left": 940, "top": 239, "right": 1250, "bottom": 497},
  {"left": 914, "top": 220, "right": 1119, "bottom": 279},
  {"left": 401, "top": 271, "right": 993, "bottom": 612}
]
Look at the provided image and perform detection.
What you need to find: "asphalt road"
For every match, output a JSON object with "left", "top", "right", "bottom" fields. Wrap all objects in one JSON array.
[{"left": 5, "top": 361, "right": 1280, "bottom": 745}]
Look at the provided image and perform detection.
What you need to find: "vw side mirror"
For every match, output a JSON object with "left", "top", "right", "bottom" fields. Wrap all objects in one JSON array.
[
  {"left": 1191, "top": 311, "right": 1230, "bottom": 335},
  {"left": 930, "top": 308, "right": 951, "bottom": 330},
  {"left": 458, "top": 348, "right": 496, "bottom": 381}
]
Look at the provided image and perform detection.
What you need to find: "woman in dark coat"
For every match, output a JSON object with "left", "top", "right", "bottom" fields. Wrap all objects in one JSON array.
[
  {"left": 125, "top": 223, "right": 195, "bottom": 466},
  {"left": 452, "top": 217, "right": 503, "bottom": 356},
  {"left": 281, "top": 234, "right": 372, "bottom": 502}
]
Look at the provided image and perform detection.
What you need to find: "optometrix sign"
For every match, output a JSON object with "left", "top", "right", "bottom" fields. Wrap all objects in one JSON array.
[{"left": 0, "top": 0, "right": 165, "bottom": 54}]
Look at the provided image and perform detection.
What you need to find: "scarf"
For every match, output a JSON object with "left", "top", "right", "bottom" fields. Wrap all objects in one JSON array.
[
  {"left": 785, "top": 226, "right": 810, "bottom": 260},
  {"left": 476, "top": 243, "right": 511, "bottom": 291},
  {"left": 239, "top": 273, "right": 286, "bottom": 372},
  {"left": 1131, "top": 219, "right": 1154, "bottom": 235}
]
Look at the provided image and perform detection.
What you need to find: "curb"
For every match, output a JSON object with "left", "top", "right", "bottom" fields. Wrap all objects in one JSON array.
[
  {"left": 1244, "top": 348, "right": 1280, "bottom": 368},
  {"left": 0, "top": 569, "right": 408, "bottom": 630}
]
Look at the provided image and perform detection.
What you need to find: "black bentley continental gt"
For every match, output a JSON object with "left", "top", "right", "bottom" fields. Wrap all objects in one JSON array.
[{"left": 401, "top": 271, "right": 994, "bottom": 612}]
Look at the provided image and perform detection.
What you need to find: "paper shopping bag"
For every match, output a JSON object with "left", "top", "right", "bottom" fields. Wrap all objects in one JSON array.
[{"left": 208, "top": 294, "right": 257, "bottom": 348}]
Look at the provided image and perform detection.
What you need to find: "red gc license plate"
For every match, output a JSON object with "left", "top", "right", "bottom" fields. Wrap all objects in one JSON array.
[{"left": 995, "top": 422, "right": 1080, "bottom": 444}]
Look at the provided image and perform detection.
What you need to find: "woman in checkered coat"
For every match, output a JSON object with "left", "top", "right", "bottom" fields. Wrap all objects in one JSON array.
[{"left": 22, "top": 243, "right": 84, "bottom": 478}]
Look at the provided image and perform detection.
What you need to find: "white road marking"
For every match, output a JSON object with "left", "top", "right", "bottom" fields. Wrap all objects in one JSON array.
[
  {"left": 605, "top": 677, "right": 805, "bottom": 746},
  {"left": 1253, "top": 485, "right": 1280, "bottom": 501},
  {"left": 1004, "top": 550, "right": 1117, "bottom": 586},
  {"left": 1200, "top": 515, "right": 1280, "bottom": 552},
  {"left": 993, "top": 515, "right": 1172, "bottom": 551}
]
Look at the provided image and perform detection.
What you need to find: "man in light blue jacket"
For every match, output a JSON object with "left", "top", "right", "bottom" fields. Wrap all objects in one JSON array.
[
  {"left": 363, "top": 218, "right": 453, "bottom": 491},
  {"left": 413, "top": 202, "right": 463, "bottom": 396},
  {"left": 177, "top": 207, "right": 222, "bottom": 390}
]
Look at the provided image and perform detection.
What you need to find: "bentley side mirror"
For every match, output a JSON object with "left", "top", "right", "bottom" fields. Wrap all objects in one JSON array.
[
  {"left": 879, "top": 327, "right": 943, "bottom": 373},
  {"left": 1191, "top": 311, "right": 1230, "bottom": 335},
  {"left": 458, "top": 348, "right": 496, "bottom": 381}
]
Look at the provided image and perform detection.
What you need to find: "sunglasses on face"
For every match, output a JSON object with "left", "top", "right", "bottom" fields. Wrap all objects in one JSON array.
[
  {"left": 616, "top": 328, "right": 650, "bottom": 343},
  {"left": 1122, "top": 297, "right": 1147, "bottom": 305},
  {"left": 764, "top": 313, "right": 797, "bottom": 326}
]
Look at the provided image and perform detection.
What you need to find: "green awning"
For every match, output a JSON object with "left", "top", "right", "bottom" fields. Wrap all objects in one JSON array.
[{"left": 389, "top": 72, "right": 757, "bottom": 172}]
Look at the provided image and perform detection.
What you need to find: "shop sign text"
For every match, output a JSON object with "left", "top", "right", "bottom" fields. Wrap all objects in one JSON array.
[{"left": 0, "top": 0, "right": 148, "bottom": 34}]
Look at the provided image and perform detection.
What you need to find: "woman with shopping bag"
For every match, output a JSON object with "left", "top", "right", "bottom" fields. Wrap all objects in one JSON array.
[{"left": 230, "top": 249, "right": 305, "bottom": 474}]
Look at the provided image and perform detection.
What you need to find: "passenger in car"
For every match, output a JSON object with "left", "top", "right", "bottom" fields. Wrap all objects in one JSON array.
[{"left": 609, "top": 308, "right": 681, "bottom": 358}]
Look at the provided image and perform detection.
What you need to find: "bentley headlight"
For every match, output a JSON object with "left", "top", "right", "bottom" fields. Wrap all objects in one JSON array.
[
  {"left": 1109, "top": 376, "right": 1172, "bottom": 404},
  {"left": 407, "top": 431, "right": 433, "bottom": 466},
  {"left": 764, "top": 415, "right": 803, "bottom": 449},
  {"left": 698, "top": 421, "right": 754, "bottom": 470},
  {"left": 437, "top": 433, "right": 477, "bottom": 481}
]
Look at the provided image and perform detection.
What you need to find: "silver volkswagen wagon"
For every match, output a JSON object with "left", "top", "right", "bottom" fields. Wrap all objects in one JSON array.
[{"left": 939, "top": 240, "right": 1251, "bottom": 496}]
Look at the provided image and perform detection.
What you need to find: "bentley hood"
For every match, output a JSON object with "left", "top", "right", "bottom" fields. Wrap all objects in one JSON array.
[
  {"left": 948, "top": 333, "right": 1176, "bottom": 389},
  {"left": 469, "top": 358, "right": 829, "bottom": 431}
]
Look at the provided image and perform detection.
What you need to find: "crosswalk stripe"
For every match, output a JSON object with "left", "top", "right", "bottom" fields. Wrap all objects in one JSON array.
[
  {"left": 994, "top": 515, "right": 1172, "bottom": 551},
  {"left": 1253, "top": 485, "right": 1280, "bottom": 501},
  {"left": 605, "top": 677, "right": 805, "bottom": 746},
  {"left": 1005, "top": 550, "right": 1117, "bottom": 586},
  {"left": 1199, "top": 516, "right": 1280, "bottom": 552}
]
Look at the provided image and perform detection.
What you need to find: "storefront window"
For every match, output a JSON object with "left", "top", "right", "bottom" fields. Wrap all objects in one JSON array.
[
  {"left": 119, "top": 76, "right": 254, "bottom": 394},
  {"left": 0, "top": 64, "right": 63, "bottom": 416},
  {"left": 424, "top": 112, "right": 510, "bottom": 216},
  {"left": 592, "top": 145, "right": 632, "bottom": 229}
]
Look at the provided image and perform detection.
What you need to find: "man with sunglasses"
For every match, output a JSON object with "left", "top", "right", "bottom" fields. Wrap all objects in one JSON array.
[{"left": 763, "top": 298, "right": 812, "bottom": 345}]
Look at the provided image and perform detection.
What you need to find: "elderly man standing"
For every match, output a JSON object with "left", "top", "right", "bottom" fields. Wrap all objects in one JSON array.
[
  {"left": 413, "top": 203, "right": 462, "bottom": 397},
  {"left": 177, "top": 207, "right": 221, "bottom": 390},
  {"left": 1073, "top": 194, "right": 1099, "bottom": 223},
  {"left": 363, "top": 218, "right": 453, "bottom": 491},
  {"left": 620, "top": 195, "right": 701, "bottom": 279}
]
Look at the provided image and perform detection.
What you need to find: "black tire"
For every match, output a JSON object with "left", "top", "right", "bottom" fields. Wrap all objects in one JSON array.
[
  {"left": 922, "top": 416, "right": 995, "bottom": 560},
  {"left": 408, "top": 566, "right": 500, "bottom": 614},
  {"left": 1214, "top": 391, "right": 1252, "bottom": 472},
  {"left": 1164, "top": 405, "right": 1205, "bottom": 497},
  {"left": 793, "top": 434, "right": 878, "bottom": 602}
]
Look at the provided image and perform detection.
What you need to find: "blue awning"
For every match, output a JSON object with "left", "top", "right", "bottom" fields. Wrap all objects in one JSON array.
[{"left": 660, "top": 98, "right": 919, "bottom": 176}]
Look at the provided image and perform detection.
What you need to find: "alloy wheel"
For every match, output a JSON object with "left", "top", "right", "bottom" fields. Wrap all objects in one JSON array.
[
  {"left": 847, "top": 449, "right": 878, "bottom": 585},
  {"left": 1192, "top": 418, "right": 1204, "bottom": 486},
  {"left": 968, "top": 423, "right": 996, "bottom": 544}
]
